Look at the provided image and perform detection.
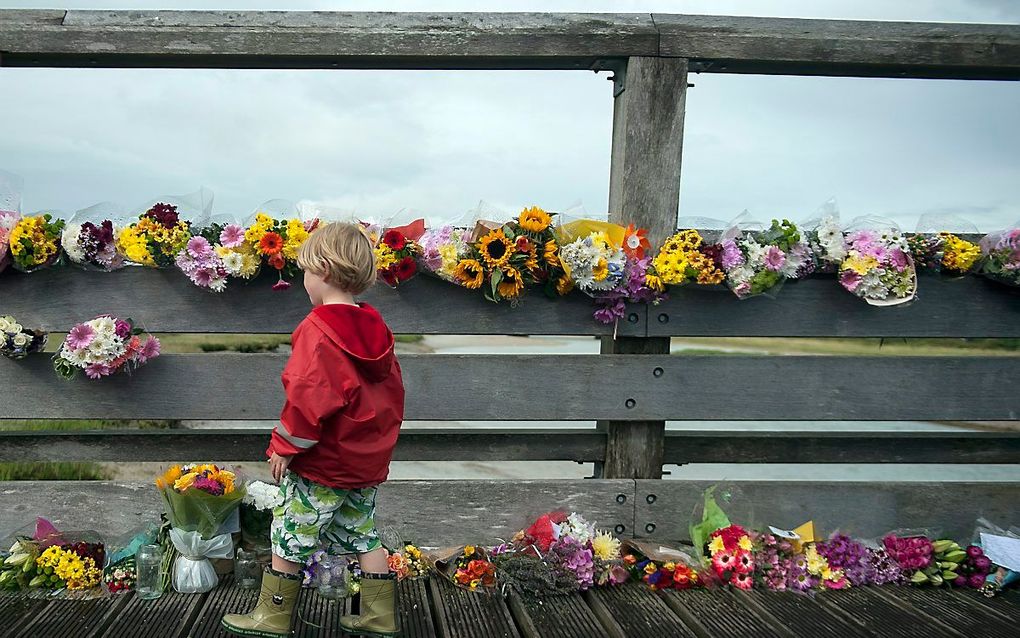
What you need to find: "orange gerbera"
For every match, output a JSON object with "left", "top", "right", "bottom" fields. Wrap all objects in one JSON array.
[
  {"left": 260, "top": 231, "right": 284, "bottom": 255},
  {"left": 454, "top": 259, "right": 485, "bottom": 289}
]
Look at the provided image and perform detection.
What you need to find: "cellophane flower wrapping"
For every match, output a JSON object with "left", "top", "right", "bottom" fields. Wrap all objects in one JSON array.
[
  {"left": 243, "top": 200, "right": 320, "bottom": 290},
  {"left": 0, "top": 170, "right": 23, "bottom": 274},
  {"left": 61, "top": 202, "right": 129, "bottom": 272},
  {"left": 52, "top": 315, "right": 160, "bottom": 380},
  {"left": 418, "top": 224, "right": 472, "bottom": 283},
  {"left": 621, "top": 539, "right": 699, "bottom": 591},
  {"left": 914, "top": 213, "right": 982, "bottom": 277},
  {"left": 717, "top": 213, "right": 811, "bottom": 299},
  {"left": 8, "top": 211, "right": 66, "bottom": 273},
  {"left": 800, "top": 199, "right": 847, "bottom": 275},
  {"left": 103, "top": 523, "right": 159, "bottom": 594},
  {"left": 427, "top": 545, "right": 497, "bottom": 591},
  {"left": 839, "top": 217, "right": 917, "bottom": 306},
  {"left": 0, "top": 518, "right": 107, "bottom": 598},
  {"left": 0, "top": 315, "right": 47, "bottom": 360},
  {"left": 118, "top": 188, "right": 212, "bottom": 268},
  {"left": 156, "top": 464, "right": 245, "bottom": 593},
  {"left": 973, "top": 517, "right": 1020, "bottom": 594},
  {"left": 978, "top": 222, "right": 1020, "bottom": 288}
]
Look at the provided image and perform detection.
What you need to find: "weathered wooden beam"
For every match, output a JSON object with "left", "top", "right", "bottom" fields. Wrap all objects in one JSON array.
[
  {"left": 3, "top": 428, "right": 1019, "bottom": 465},
  {"left": 1, "top": 353, "right": 1017, "bottom": 420},
  {"left": 0, "top": 428, "right": 607, "bottom": 462},
  {"left": 0, "top": 10, "right": 658, "bottom": 70},
  {"left": 1, "top": 11, "right": 1016, "bottom": 79},
  {"left": 0, "top": 480, "right": 637, "bottom": 546},
  {"left": 655, "top": 14, "right": 1020, "bottom": 80},
  {"left": 0, "top": 267, "right": 640, "bottom": 336},
  {"left": 648, "top": 274, "right": 1020, "bottom": 338},
  {"left": 601, "top": 56, "right": 689, "bottom": 479},
  {"left": 635, "top": 480, "right": 1020, "bottom": 542}
]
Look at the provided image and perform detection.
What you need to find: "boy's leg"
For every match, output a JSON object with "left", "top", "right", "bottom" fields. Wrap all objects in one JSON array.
[
  {"left": 329, "top": 487, "right": 400, "bottom": 637},
  {"left": 223, "top": 473, "right": 347, "bottom": 637}
]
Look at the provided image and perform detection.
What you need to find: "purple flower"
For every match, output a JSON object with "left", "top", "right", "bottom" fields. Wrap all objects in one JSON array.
[
  {"left": 720, "top": 240, "right": 744, "bottom": 269},
  {"left": 66, "top": 323, "right": 95, "bottom": 350},
  {"left": 974, "top": 556, "right": 991, "bottom": 571},
  {"left": 138, "top": 336, "right": 161, "bottom": 364},
  {"left": 593, "top": 300, "right": 626, "bottom": 324},
  {"left": 85, "top": 363, "right": 112, "bottom": 379},
  {"left": 967, "top": 546, "right": 983, "bottom": 559},
  {"left": 954, "top": 575, "right": 968, "bottom": 587},
  {"left": 114, "top": 319, "right": 132, "bottom": 339},
  {"left": 219, "top": 224, "right": 246, "bottom": 248},
  {"left": 889, "top": 249, "right": 909, "bottom": 271},
  {"left": 968, "top": 574, "right": 987, "bottom": 589},
  {"left": 763, "top": 246, "right": 786, "bottom": 272},
  {"left": 187, "top": 236, "right": 214, "bottom": 259},
  {"left": 839, "top": 269, "right": 862, "bottom": 292}
]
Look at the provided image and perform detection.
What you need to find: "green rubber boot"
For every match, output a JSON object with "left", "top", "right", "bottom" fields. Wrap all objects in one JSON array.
[
  {"left": 339, "top": 572, "right": 400, "bottom": 637},
  {"left": 222, "top": 568, "right": 301, "bottom": 638}
]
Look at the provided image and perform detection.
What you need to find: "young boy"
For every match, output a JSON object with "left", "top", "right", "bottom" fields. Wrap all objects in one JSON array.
[{"left": 223, "top": 222, "right": 405, "bottom": 638}]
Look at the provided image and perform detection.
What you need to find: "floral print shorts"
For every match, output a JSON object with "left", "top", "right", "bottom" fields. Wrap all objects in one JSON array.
[{"left": 271, "top": 472, "right": 381, "bottom": 562}]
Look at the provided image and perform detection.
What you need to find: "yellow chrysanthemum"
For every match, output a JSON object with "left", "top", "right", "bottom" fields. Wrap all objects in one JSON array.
[
  {"left": 464, "top": 546, "right": 476, "bottom": 557},
  {"left": 738, "top": 535, "right": 753, "bottom": 552},
  {"left": 118, "top": 226, "right": 155, "bottom": 266},
  {"left": 843, "top": 254, "right": 879, "bottom": 276},
  {"left": 518, "top": 206, "right": 552, "bottom": 233},
  {"left": 592, "top": 257, "right": 609, "bottom": 282},
  {"left": 708, "top": 535, "right": 726, "bottom": 555},
  {"left": 240, "top": 253, "right": 261, "bottom": 278},
  {"left": 645, "top": 273, "right": 665, "bottom": 292},
  {"left": 438, "top": 244, "right": 460, "bottom": 277},
  {"left": 644, "top": 562, "right": 657, "bottom": 575},
  {"left": 374, "top": 244, "right": 398, "bottom": 270},
  {"left": 591, "top": 531, "right": 621, "bottom": 561},
  {"left": 941, "top": 233, "right": 981, "bottom": 273}
]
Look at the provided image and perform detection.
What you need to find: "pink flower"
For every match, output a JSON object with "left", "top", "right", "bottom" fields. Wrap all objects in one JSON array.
[
  {"left": 85, "top": 363, "right": 112, "bottom": 379},
  {"left": 272, "top": 280, "right": 292, "bottom": 291},
  {"left": 839, "top": 270, "right": 862, "bottom": 292},
  {"left": 733, "top": 281, "right": 752, "bottom": 297},
  {"left": 889, "top": 249, "right": 909, "bottom": 271},
  {"left": 187, "top": 236, "right": 213, "bottom": 259},
  {"left": 219, "top": 224, "right": 245, "bottom": 248},
  {"left": 66, "top": 323, "right": 95, "bottom": 350},
  {"left": 138, "top": 336, "right": 161, "bottom": 363},
  {"left": 114, "top": 319, "right": 132, "bottom": 339},
  {"left": 968, "top": 574, "right": 987, "bottom": 588},
  {"left": 720, "top": 240, "right": 744, "bottom": 269},
  {"left": 193, "top": 269, "right": 213, "bottom": 288},
  {"left": 763, "top": 246, "right": 786, "bottom": 272},
  {"left": 731, "top": 571, "right": 754, "bottom": 590}
]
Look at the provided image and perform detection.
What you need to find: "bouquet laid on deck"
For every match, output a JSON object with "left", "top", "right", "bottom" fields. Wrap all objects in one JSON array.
[
  {"left": 427, "top": 545, "right": 497, "bottom": 591},
  {"left": 621, "top": 540, "right": 698, "bottom": 591},
  {"left": 52, "top": 315, "right": 160, "bottom": 380},
  {"left": 8, "top": 213, "right": 65, "bottom": 272},
  {"left": 387, "top": 544, "right": 428, "bottom": 581},
  {"left": 716, "top": 217, "right": 812, "bottom": 299},
  {"left": 243, "top": 212, "right": 320, "bottom": 290},
  {"left": 117, "top": 203, "right": 192, "bottom": 268},
  {"left": 0, "top": 315, "right": 47, "bottom": 360},
  {"left": 373, "top": 219, "right": 425, "bottom": 288},
  {"left": 0, "top": 518, "right": 105, "bottom": 595},
  {"left": 156, "top": 463, "right": 245, "bottom": 593},
  {"left": 978, "top": 225, "right": 1020, "bottom": 288}
]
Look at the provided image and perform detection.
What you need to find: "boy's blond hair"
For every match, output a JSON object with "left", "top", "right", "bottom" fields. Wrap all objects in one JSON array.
[{"left": 297, "top": 222, "right": 377, "bottom": 295}]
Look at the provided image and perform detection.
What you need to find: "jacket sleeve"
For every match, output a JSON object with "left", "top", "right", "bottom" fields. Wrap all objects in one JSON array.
[{"left": 270, "top": 340, "right": 348, "bottom": 456}]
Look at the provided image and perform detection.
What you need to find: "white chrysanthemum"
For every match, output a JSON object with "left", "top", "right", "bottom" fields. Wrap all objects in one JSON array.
[
  {"left": 243, "top": 480, "right": 285, "bottom": 511},
  {"left": 209, "top": 276, "right": 228, "bottom": 293},
  {"left": 221, "top": 251, "right": 244, "bottom": 275},
  {"left": 562, "top": 512, "right": 596, "bottom": 544},
  {"left": 61, "top": 344, "right": 89, "bottom": 367},
  {"left": 90, "top": 317, "right": 117, "bottom": 338},
  {"left": 728, "top": 265, "right": 754, "bottom": 285},
  {"left": 743, "top": 239, "right": 767, "bottom": 268},
  {"left": 61, "top": 224, "right": 86, "bottom": 263}
]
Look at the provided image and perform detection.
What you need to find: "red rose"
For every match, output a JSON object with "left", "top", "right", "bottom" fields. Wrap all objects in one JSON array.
[
  {"left": 395, "top": 257, "right": 417, "bottom": 282},
  {"left": 383, "top": 230, "right": 406, "bottom": 251}
]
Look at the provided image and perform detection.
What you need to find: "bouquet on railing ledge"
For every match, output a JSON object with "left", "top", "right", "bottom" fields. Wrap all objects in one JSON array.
[
  {"left": 63, "top": 219, "right": 126, "bottom": 271},
  {"left": 417, "top": 224, "right": 472, "bottom": 284},
  {"left": 118, "top": 203, "right": 192, "bottom": 268},
  {"left": 0, "top": 315, "right": 47, "bottom": 360},
  {"left": 8, "top": 213, "right": 65, "bottom": 272},
  {"left": 176, "top": 222, "right": 261, "bottom": 292},
  {"left": 53, "top": 315, "right": 160, "bottom": 380},
  {"left": 979, "top": 225, "right": 1020, "bottom": 288},
  {"left": 374, "top": 219, "right": 425, "bottom": 287},
  {"left": 716, "top": 217, "right": 811, "bottom": 299},
  {"left": 156, "top": 463, "right": 245, "bottom": 593},
  {"left": 243, "top": 212, "right": 319, "bottom": 290},
  {"left": 838, "top": 221, "right": 917, "bottom": 306},
  {"left": 0, "top": 210, "right": 21, "bottom": 274}
]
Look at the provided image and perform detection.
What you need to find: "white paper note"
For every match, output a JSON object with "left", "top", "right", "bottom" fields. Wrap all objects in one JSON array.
[{"left": 981, "top": 533, "right": 1020, "bottom": 572}]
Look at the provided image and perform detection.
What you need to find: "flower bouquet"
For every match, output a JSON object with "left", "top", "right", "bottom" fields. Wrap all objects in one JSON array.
[
  {"left": 588, "top": 225, "right": 667, "bottom": 325},
  {"left": 838, "top": 220, "right": 917, "bottom": 306},
  {"left": 621, "top": 540, "right": 698, "bottom": 591},
  {"left": 978, "top": 225, "right": 1020, "bottom": 288},
  {"left": 418, "top": 224, "right": 472, "bottom": 283},
  {"left": 556, "top": 220, "right": 627, "bottom": 299},
  {"left": 716, "top": 217, "right": 811, "bottom": 299},
  {"left": 156, "top": 464, "right": 245, "bottom": 593},
  {"left": 240, "top": 480, "right": 283, "bottom": 556},
  {"left": 883, "top": 533, "right": 966, "bottom": 587},
  {"left": 8, "top": 213, "right": 65, "bottom": 272},
  {"left": 428, "top": 545, "right": 497, "bottom": 591},
  {"left": 0, "top": 518, "right": 105, "bottom": 596},
  {"left": 118, "top": 203, "right": 192, "bottom": 268},
  {"left": 176, "top": 222, "right": 261, "bottom": 292},
  {"left": 0, "top": 170, "right": 23, "bottom": 274},
  {"left": 452, "top": 206, "right": 564, "bottom": 302},
  {"left": 374, "top": 219, "right": 425, "bottom": 287},
  {"left": 62, "top": 220, "right": 125, "bottom": 271},
  {"left": 53, "top": 315, "right": 160, "bottom": 380},
  {"left": 387, "top": 544, "right": 428, "bottom": 581},
  {"left": 0, "top": 315, "right": 47, "bottom": 360},
  {"left": 646, "top": 229, "right": 725, "bottom": 292},
  {"left": 802, "top": 204, "right": 847, "bottom": 274},
  {"left": 244, "top": 211, "right": 319, "bottom": 290}
]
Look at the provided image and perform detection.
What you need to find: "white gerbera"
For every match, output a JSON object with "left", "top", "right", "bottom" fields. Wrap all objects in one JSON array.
[{"left": 221, "top": 251, "right": 244, "bottom": 275}]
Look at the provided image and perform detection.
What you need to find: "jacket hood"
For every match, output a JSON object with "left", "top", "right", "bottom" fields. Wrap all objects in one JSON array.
[{"left": 310, "top": 303, "right": 395, "bottom": 382}]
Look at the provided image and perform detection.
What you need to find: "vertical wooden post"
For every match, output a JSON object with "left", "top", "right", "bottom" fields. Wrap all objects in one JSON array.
[{"left": 600, "top": 56, "right": 688, "bottom": 479}]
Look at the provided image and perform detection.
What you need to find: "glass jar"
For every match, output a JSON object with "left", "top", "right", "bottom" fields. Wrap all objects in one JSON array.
[
  {"left": 234, "top": 549, "right": 261, "bottom": 590},
  {"left": 316, "top": 555, "right": 349, "bottom": 601},
  {"left": 135, "top": 544, "right": 163, "bottom": 600}
]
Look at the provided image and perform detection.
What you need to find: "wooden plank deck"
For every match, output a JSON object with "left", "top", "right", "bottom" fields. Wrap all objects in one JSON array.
[{"left": 1, "top": 580, "right": 1017, "bottom": 637}]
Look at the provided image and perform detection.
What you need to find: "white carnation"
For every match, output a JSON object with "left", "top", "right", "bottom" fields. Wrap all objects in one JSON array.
[{"left": 221, "top": 252, "right": 244, "bottom": 275}]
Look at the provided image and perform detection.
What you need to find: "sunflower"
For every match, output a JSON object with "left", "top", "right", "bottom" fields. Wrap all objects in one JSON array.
[
  {"left": 518, "top": 206, "right": 552, "bottom": 233},
  {"left": 454, "top": 259, "right": 485, "bottom": 289},
  {"left": 555, "top": 274, "right": 574, "bottom": 296},
  {"left": 592, "top": 257, "right": 609, "bottom": 282},
  {"left": 645, "top": 273, "right": 665, "bottom": 292},
  {"left": 259, "top": 231, "right": 284, "bottom": 255},
  {"left": 497, "top": 267, "right": 525, "bottom": 299},
  {"left": 543, "top": 240, "right": 560, "bottom": 268},
  {"left": 477, "top": 228, "right": 514, "bottom": 269}
]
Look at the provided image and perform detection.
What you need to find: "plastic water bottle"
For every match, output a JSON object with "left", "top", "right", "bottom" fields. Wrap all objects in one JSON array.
[{"left": 136, "top": 544, "right": 163, "bottom": 600}]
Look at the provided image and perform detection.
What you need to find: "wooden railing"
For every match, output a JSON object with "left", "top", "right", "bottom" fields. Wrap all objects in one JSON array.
[{"left": 1, "top": 10, "right": 1018, "bottom": 544}]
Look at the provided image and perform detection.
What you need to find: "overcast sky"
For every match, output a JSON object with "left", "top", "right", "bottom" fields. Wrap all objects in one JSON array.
[{"left": 1, "top": 1, "right": 1018, "bottom": 231}]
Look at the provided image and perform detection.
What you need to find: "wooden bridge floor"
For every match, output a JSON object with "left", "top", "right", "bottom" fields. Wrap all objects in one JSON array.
[{"left": 2, "top": 576, "right": 1017, "bottom": 637}]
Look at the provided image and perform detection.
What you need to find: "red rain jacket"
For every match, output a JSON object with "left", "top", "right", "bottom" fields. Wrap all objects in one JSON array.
[{"left": 268, "top": 303, "right": 405, "bottom": 488}]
